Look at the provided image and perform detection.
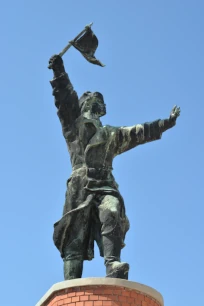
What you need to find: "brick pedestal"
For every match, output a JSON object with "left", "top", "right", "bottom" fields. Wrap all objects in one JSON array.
[{"left": 36, "top": 278, "right": 164, "bottom": 306}]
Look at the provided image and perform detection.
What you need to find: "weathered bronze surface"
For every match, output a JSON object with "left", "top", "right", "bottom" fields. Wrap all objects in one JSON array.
[{"left": 48, "top": 52, "right": 180, "bottom": 280}]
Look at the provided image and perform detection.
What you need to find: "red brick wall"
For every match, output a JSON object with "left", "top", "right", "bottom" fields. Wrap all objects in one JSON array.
[{"left": 44, "top": 285, "right": 161, "bottom": 306}]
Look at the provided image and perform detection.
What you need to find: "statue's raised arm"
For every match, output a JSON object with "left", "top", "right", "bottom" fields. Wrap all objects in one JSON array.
[{"left": 48, "top": 55, "right": 80, "bottom": 135}]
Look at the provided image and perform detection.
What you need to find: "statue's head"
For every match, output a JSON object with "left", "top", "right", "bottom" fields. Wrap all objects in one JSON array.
[{"left": 79, "top": 91, "right": 106, "bottom": 117}]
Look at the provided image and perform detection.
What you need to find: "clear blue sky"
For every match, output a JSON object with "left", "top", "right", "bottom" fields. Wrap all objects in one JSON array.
[{"left": 1, "top": 1, "right": 203, "bottom": 305}]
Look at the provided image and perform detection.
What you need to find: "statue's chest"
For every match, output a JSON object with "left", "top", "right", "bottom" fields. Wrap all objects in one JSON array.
[
  {"left": 78, "top": 118, "right": 107, "bottom": 147},
  {"left": 88, "top": 126, "right": 107, "bottom": 145}
]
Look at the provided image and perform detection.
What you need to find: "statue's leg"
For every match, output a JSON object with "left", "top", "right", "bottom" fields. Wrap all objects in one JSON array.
[
  {"left": 62, "top": 214, "right": 85, "bottom": 280},
  {"left": 99, "top": 195, "right": 129, "bottom": 279},
  {"left": 63, "top": 238, "right": 84, "bottom": 280},
  {"left": 64, "top": 259, "right": 83, "bottom": 280}
]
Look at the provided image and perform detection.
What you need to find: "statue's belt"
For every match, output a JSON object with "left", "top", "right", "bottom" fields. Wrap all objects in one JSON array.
[{"left": 72, "top": 164, "right": 113, "bottom": 180}]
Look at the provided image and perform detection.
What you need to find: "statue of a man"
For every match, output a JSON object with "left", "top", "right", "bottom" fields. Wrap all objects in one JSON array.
[{"left": 48, "top": 54, "right": 180, "bottom": 280}]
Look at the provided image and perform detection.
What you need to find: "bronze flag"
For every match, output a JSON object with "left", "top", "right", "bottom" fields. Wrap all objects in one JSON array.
[{"left": 70, "top": 27, "right": 105, "bottom": 67}]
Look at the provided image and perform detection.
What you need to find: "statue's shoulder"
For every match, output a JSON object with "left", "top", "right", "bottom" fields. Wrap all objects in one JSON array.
[{"left": 103, "top": 125, "right": 119, "bottom": 134}]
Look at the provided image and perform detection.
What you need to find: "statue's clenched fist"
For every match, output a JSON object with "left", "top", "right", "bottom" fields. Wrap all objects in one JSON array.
[{"left": 48, "top": 54, "right": 63, "bottom": 70}]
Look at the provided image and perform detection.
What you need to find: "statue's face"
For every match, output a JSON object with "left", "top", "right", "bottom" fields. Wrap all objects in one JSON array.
[
  {"left": 91, "top": 98, "right": 106, "bottom": 117},
  {"left": 81, "top": 92, "right": 106, "bottom": 117}
]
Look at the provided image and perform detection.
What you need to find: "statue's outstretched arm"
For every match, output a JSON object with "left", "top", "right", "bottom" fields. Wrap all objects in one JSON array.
[
  {"left": 48, "top": 55, "right": 80, "bottom": 131},
  {"left": 115, "top": 106, "right": 180, "bottom": 155}
]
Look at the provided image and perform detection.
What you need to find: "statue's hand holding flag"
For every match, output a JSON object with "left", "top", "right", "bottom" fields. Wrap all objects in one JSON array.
[{"left": 49, "top": 23, "right": 105, "bottom": 68}]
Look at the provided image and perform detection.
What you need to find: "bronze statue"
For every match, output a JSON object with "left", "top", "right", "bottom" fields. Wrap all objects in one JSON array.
[{"left": 48, "top": 25, "right": 180, "bottom": 281}]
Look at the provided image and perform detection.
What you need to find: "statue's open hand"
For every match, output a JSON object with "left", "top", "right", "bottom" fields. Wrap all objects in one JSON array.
[
  {"left": 48, "top": 54, "right": 63, "bottom": 69},
  {"left": 170, "top": 105, "right": 181, "bottom": 121}
]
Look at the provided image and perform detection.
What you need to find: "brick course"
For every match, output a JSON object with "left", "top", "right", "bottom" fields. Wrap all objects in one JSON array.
[{"left": 43, "top": 285, "right": 162, "bottom": 306}]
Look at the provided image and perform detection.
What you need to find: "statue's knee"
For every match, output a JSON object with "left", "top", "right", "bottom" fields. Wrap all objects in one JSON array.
[
  {"left": 100, "top": 205, "right": 119, "bottom": 223},
  {"left": 100, "top": 209, "right": 121, "bottom": 237},
  {"left": 99, "top": 196, "right": 121, "bottom": 233}
]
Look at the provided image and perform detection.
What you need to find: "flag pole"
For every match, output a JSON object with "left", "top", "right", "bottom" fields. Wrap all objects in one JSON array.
[{"left": 59, "top": 22, "right": 93, "bottom": 57}]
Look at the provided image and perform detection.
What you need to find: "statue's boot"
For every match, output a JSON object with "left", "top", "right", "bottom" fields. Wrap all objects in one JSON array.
[
  {"left": 103, "top": 235, "right": 129, "bottom": 280},
  {"left": 106, "top": 261, "right": 129, "bottom": 279},
  {"left": 63, "top": 259, "right": 83, "bottom": 280}
]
